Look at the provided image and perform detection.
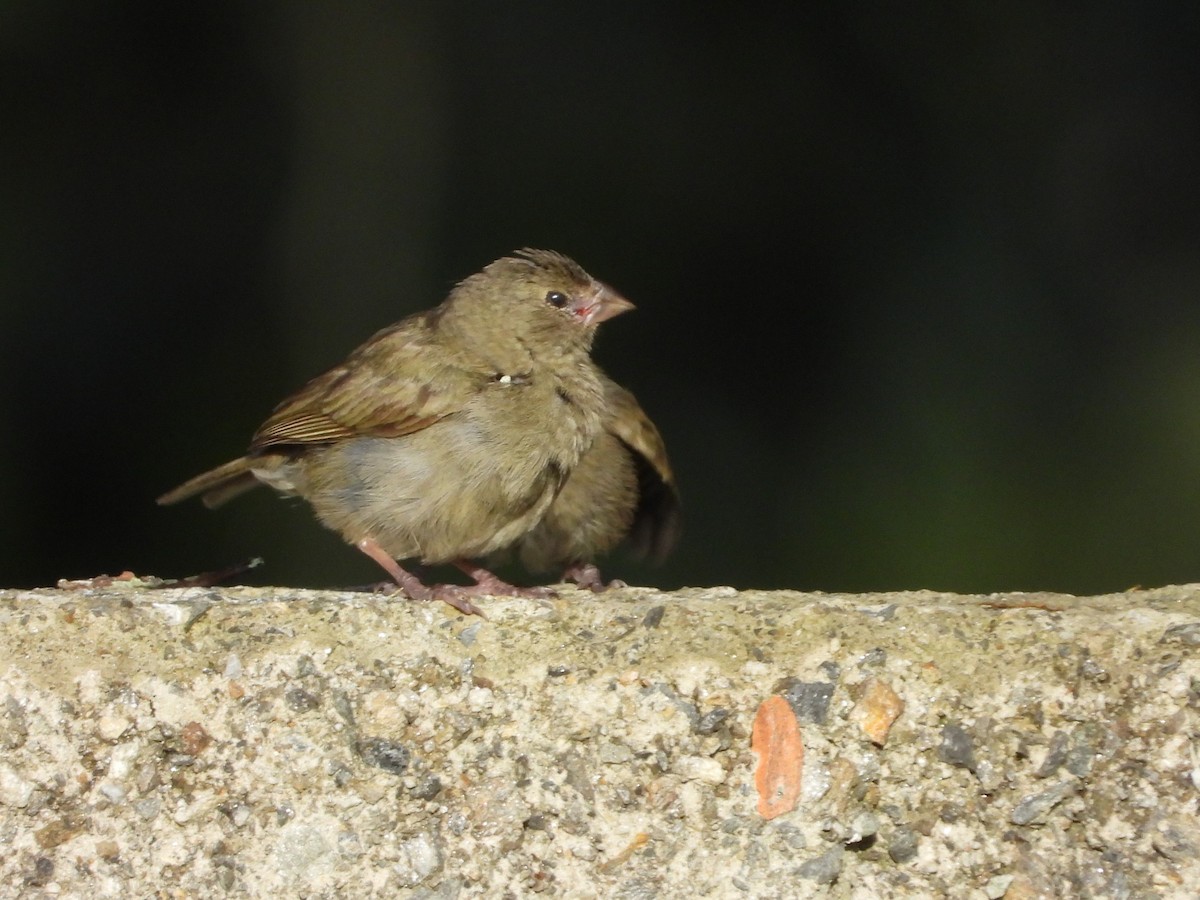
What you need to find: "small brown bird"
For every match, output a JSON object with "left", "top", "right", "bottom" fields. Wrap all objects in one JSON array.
[
  {"left": 158, "top": 249, "right": 633, "bottom": 616},
  {"left": 504, "top": 374, "right": 680, "bottom": 589}
]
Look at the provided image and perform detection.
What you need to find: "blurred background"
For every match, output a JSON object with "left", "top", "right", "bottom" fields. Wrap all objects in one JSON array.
[{"left": 3, "top": 2, "right": 1199, "bottom": 596}]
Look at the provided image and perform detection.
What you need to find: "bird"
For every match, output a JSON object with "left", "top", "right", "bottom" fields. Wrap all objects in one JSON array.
[
  {"left": 502, "top": 373, "right": 680, "bottom": 589},
  {"left": 158, "top": 249, "right": 633, "bottom": 616}
]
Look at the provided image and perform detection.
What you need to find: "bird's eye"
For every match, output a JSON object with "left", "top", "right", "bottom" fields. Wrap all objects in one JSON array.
[{"left": 545, "top": 290, "right": 570, "bottom": 309}]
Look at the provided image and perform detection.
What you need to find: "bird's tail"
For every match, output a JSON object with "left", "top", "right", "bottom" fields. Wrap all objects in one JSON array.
[{"left": 157, "top": 457, "right": 260, "bottom": 509}]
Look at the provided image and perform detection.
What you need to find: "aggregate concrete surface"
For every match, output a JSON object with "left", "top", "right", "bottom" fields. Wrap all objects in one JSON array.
[{"left": 1, "top": 581, "right": 1199, "bottom": 898}]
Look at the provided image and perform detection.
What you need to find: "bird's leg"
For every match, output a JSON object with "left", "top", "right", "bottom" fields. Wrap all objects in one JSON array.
[
  {"left": 356, "top": 539, "right": 432, "bottom": 600},
  {"left": 451, "top": 560, "right": 555, "bottom": 599},
  {"left": 356, "top": 539, "right": 484, "bottom": 617},
  {"left": 562, "top": 562, "right": 627, "bottom": 593}
]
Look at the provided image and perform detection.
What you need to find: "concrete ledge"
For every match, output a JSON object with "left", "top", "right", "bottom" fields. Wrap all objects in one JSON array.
[{"left": 2, "top": 583, "right": 1199, "bottom": 897}]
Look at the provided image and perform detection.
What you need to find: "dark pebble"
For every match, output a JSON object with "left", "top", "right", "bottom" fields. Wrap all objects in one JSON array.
[
  {"left": 888, "top": 827, "right": 919, "bottom": 864},
  {"left": 1162, "top": 623, "right": 1200, "bottom": 646},
  {"left": 357, "top": 737, "right": 411, "bottom": 775},
  {"left": 775, "top": 679, "right": 835, "bottom": 725},
  {"left": 27, "top": 856, "right": 54, "bottom": 887},
  {"left": 695, "top": 708, "right": 730, "bottom": 735},
  {"left": 797, "top": 846, "right": 844, "bottom": 884},
  {"left": 285, "top": 688, "right": 321, "bottom": 713},
  {"left": 1011, "top": 780, "right": 1078, "bottom": 825},
  {"left": 410, "top": 775, "right": 442, "bottom": 800},
  {"left": 1035, "top": 731, "right": 1068, "bottom": 777},
  {"left": 938, "top": 724, "right": 977, "bottom": 771},
  {"left": 642, "top": 606, "right": 666, "bottom": 629},
  {"left": 859, "top": 648, "right": 887, "bottom": 666}
]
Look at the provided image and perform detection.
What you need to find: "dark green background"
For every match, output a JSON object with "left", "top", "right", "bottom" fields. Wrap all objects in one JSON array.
[{"left": 4, "top": 3, "right": 1200, "bottom": 595}]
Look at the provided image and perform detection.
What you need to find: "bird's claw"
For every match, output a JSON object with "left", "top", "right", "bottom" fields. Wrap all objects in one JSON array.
[
  {"left": 469, "top": 578, "right": 556, "bottom": 600},
  {"left": 430, "top": 585, "right": 488, "bottom": 618},
  {"left": 563, "top": 563, "right": 625, "bottom": 593}
]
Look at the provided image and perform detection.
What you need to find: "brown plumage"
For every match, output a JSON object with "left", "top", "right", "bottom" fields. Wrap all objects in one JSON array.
[
  {"left": 158, "top": 249, "right": 633, "bottom": 616},
  {"left": 505, "top": 374, "right": 680, "bottom": 589}
]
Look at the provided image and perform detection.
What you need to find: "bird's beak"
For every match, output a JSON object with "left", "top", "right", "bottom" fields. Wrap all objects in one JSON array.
[{"left": 576, "top": 285, "right": 635, "bottom": 326}]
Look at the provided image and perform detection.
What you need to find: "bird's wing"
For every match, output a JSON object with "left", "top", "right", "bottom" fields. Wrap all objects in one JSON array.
[
  {"left": 603, "top": 378, "right": 681, "bottom": 561},
  {"left": 250, "top": 318, "right": 478, "bottom": 451}
]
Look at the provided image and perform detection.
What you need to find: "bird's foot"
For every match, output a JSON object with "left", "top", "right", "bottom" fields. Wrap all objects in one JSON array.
[
  {"left": 563, "top": 562, "right": 627, "bottom": 593},
  {"left": 356, "top": 538, "right": 487, "bottom": 617},
  {"left": 453, "top": 561, "right": 556, "bottom": 599}
]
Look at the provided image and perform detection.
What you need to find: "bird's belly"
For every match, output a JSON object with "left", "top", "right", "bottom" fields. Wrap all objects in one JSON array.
[{"left": 300, "top": 418, "right": 568, "bottom": 563}]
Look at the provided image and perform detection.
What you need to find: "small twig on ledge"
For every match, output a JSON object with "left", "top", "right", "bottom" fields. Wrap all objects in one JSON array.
[
  {"left": 166, "top": 557, "right": 265, "bottom": 588},
  {"left": 56, "top": 558, "right": 264, "bottom": 592}
]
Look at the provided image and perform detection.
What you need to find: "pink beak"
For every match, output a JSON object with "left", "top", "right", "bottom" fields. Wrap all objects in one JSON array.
[{"left": 576, "top": 286, "right": 635, "bottom": 326}]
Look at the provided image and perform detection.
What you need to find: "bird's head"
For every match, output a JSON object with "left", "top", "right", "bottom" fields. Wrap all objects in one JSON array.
[{"left": 444, "top": 249, "right": 634, "bottom": 364}]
